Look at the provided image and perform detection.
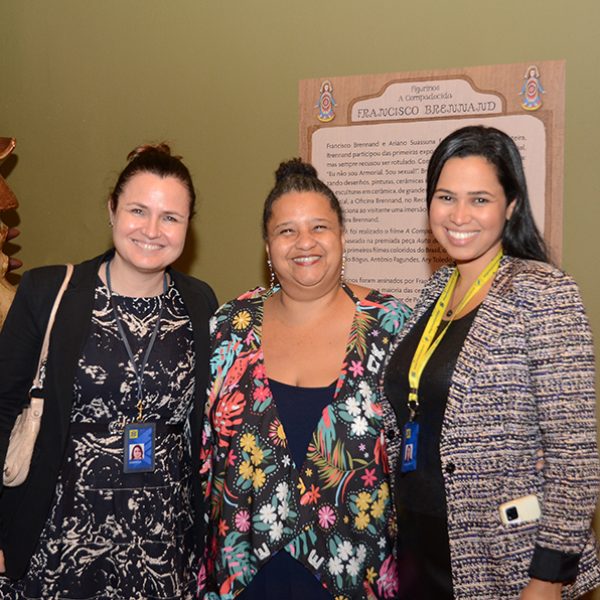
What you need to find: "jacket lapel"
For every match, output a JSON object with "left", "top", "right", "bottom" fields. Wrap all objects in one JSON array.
[
  {"left": 442, "top": 258, "right": 517, "bottom": 429},
  {"left": 170, "top": 271, "right": 213, "bottom": 392},
  {"left": 45, "top": 254, "right": 107, "bottom": 445}
]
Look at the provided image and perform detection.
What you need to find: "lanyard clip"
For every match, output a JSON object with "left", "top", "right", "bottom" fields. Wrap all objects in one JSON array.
[
  {"left": 408, "top": 390, "right": 419, "bottom": 421},
  {"left": 136, "top": 398, "right": 144, "bottom": 422}
]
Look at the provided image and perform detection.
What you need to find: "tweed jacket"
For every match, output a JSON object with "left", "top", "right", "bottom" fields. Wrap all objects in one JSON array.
[
  {"left": 0, "top": 251, "right": 217, "bottom": 579},
  {"left": 380, "top": 256, "right": 600, "bottom": 599}
]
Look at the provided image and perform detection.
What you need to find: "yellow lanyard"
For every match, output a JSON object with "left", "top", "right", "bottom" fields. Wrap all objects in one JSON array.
[{"left": 407, "top": 248, "right": 503, "bottom": 419}]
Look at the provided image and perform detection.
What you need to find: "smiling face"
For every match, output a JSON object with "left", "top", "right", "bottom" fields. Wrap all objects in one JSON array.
[
  {"left": 429, "top": 155, "right": 515, "bottom": 276},
  {"left": 266, "top": 191, "right": 344, "bottom": 297},
  {"left": 109, "top": 172, "right": 191, "bottom": 278}
]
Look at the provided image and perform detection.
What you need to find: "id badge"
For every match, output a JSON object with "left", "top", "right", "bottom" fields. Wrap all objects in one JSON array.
[
  {"left": 123, "top": 422, "right": 155, "bottom": 473},
  {"left": 400, "top": 421, "right": 419, "bottom": 473}
]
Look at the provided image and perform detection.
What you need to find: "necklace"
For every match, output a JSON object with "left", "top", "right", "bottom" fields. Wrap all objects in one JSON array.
[{"left": 105, "top": 260, "right": 167, "bottom": 421}]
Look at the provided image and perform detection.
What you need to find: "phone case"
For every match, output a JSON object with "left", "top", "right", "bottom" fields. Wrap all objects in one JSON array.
[{"left": 499, "top": 494, "right": 541, "bottom": 525}]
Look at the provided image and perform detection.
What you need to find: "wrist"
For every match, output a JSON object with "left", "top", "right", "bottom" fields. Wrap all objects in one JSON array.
[{"left": 524, "top": 577, "right": 562, "bottom": 599}]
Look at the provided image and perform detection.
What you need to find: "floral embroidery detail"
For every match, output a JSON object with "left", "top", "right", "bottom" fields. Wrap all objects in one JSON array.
[
  {"left": 349, "top": 360, "right": 364, "bottom": 377},
  {"left": 240, "top": 433, "right": 256, "bottom": 452},
  {"left": 252, "top": 381, "right": 272, "bottom": 412},
  {"left": 355, "top": 492, "right": 372, "bottom": 512},
  {"left": 252, "top": 468, "right": 266, "bottom": 489},
  {"left": 238, "top": 461, "right": 253, "bottom": 480},
  {"left": 258, "top": 504, "right": 277, "bottom": 524},
  {"left": 348, "top": 483, "right": 390, "bottom": 536},
  {"left": 327, "top": 536, "right": 369, "bottom": 589},
  {"left": 377, "top": 555, "right": 399, "bottom": 598},
  {"left": 250, "top": 445, "right": 264, "bottom": 466},
  {"left": 355, "top": 511, "right": 370, "bottom": 530},
  {"left": 217, "top": 519, "right": 229, "bottom": 537},
  {"left": 361, "top": 468, "right": 377, "bottom": 488},
  {"left": 232, "top": 310, "right": 251, "bottom": 331},
  {"left": 253, "top": 363, "right": 266, "bottom": 379},
  {"left": 235, "top": 509, "right": 251, "bottom": 532},
  {"left": 268, "top": 417, "right": 287, "bottom": 447},
  {"left": 366, "top": 566, "right": 377, "bottom": 584},
  {"left": 300, "top": 484, "right": 321, "bottom": 505},
  {"left": 226, "top": 449, "right": 237, "bottom": 466},
  {"left": 253, "top": 482, "right": 298, "bottom": 547},
  {"left": 234, "top": 432, "right": 276, "bottom": 493},
  {"left": 318, "top": 505, "right": 337, "bottom": 529},
  {"left": 199, "top": 287, "right": 411, "bottom": 598}
]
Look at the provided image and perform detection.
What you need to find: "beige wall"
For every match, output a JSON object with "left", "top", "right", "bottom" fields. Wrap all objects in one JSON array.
[{"left": 2, "top": 1, "right": 600, "bottom": 595}]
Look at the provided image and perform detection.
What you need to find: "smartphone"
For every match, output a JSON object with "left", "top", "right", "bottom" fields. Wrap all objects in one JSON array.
[{"left": 499, "top": 494, "right": 541, "bottom": 525}]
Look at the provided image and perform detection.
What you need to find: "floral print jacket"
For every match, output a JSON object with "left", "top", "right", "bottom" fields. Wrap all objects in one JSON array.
[{"left": 198, "top": 285, "right": 411, "bottom": 599}]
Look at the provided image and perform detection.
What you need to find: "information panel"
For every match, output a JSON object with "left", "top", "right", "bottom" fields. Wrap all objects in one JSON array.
[{"left": 300, "top": 62, "right": 565, "bottom": 303}]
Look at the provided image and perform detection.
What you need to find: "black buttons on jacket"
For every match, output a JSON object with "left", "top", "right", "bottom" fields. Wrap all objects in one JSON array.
[{"left": 445, "top": 462, "right": 456, "bottom": 474}]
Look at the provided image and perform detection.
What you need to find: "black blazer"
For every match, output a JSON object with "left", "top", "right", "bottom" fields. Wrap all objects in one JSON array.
[{"left": 0, "top": 251, "right": 217, "bottom": 579}]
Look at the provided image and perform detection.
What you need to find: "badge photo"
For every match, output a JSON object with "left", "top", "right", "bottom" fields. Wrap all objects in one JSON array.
[{"left": 123, "top": 423, "right": 155, "bottom": 473}]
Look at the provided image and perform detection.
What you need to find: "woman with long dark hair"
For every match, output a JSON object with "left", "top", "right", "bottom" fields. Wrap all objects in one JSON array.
[{"left": 381, "top": 126, "right": 600, "bottom": 599}]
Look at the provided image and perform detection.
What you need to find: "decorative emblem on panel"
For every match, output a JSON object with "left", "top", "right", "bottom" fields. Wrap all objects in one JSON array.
[
  {"left": 519, "top": 65, "right": 544, "bottom": 111},
  {"left": 316, "top": 80, "right": 336, "bottom": 123}
]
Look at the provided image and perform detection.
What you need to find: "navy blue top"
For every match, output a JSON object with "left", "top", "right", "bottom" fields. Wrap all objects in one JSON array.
[
  {"left": 269, "top": 379, "right": 336, "bottom": 470},
  {"left": 238, "top": 379, "right": 335, "bottom": 600}
]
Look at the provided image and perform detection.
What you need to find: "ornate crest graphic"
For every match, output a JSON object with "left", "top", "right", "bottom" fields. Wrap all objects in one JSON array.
[
  {"left": 519, "top": 65, "right": 545, "bottom": 111},
  {"left": 316, "top": 80, "right": 336, "bottom": 123}
]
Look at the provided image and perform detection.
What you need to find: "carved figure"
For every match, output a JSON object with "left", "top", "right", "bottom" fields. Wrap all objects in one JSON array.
[{"left": 0, "top": 137, "right": 20, "bottom": 329}]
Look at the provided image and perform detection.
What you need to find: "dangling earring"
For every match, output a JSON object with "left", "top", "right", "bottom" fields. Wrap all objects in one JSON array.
[
  {"left": 340, "top": 251, "right": 346, "bottom": 283},
  {"left": 267, "top": 258, "right": 276, "bottom": 290}
]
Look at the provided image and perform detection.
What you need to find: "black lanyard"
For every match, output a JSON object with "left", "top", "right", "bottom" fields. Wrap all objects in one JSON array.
[{"left": 105, "top": 260, "right": 167, "bottom": 421}]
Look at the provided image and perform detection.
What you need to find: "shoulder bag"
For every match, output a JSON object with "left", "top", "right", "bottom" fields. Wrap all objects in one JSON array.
[{"left": 3, "top": 263, "right": 74, "bottom": 486}]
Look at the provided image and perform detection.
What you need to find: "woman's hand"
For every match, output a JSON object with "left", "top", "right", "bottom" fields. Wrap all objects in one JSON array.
[
  {"left": 520, "top": 578, "right": 562, "bottom": 599},
  {"left": 0, "top": 549, "right": 5, "bottom": 573}
]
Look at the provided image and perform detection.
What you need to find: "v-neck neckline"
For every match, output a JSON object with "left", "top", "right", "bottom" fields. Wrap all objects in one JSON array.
[
  {"left": 256, "top": 284, "right": 374, "bottom": 473},
  {"left": 257, "top": 282, "right": 368, "bottom": 395}
]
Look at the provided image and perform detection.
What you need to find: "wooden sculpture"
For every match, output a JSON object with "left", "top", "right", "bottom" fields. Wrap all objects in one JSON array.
[{"left": 0, "top": 137, "right": 20, "bottom": 330}]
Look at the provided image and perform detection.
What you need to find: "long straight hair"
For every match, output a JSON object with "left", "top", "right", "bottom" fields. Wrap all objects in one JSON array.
[{"left": 426, "top": 126, "right": 548, "bottom": 262}]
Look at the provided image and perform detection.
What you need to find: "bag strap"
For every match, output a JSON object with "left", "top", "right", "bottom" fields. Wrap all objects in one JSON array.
[{"left": 31, "top": 264, "right": 74, "bottom": 390}]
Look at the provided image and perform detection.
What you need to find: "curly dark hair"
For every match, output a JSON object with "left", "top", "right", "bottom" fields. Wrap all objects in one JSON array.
[{"left": 262, "top": 158, "right": 343, "bottom": 239}]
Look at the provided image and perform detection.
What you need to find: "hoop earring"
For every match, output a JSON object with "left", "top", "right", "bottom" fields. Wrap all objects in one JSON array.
[{"left": 267, "top": 258, "right": 276, "bottom": 290}]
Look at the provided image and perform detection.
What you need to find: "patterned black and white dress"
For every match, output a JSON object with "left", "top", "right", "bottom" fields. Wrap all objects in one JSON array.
[{"left": 1, "top": 280, "right": 198, "bottom": 599}]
